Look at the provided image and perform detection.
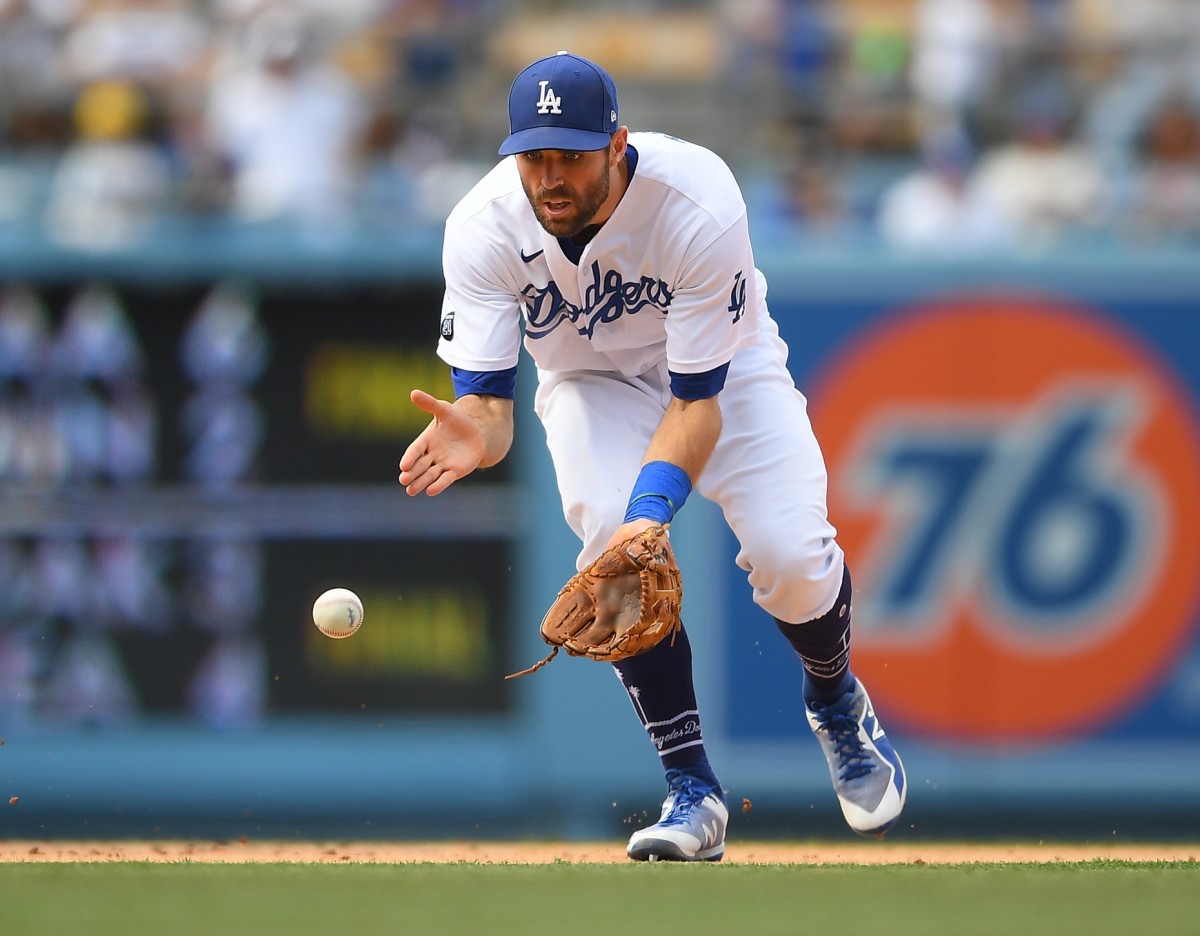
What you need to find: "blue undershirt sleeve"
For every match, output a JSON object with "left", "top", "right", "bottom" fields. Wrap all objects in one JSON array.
[
  {"left": 668, "top": 362, "right": 730, "bottom": 400},
  {"left": 450, "top": 365, "right": 518, "bottom": 400}
]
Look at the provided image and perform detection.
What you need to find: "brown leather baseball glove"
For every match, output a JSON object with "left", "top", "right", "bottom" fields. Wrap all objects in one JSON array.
[{"left": 506, "top": 525, "right": 683, "bottom": 678}]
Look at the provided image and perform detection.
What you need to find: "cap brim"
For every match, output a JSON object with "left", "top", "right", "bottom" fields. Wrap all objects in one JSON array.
[{"left": 498, "top": 126, "right": 612, "bottom": 156}]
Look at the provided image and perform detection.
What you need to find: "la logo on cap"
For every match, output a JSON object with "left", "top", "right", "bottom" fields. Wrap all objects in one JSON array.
[{"left": 536, "top": 80, "right": 561, "bottom": 115}]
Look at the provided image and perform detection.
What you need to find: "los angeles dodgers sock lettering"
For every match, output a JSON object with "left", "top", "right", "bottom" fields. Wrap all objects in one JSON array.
[
  {"left": 612, "top": 625, "right": 720, "bottom": 789},
  {"left": 775, "top": 563, "right": 856, "bottom": 704}
]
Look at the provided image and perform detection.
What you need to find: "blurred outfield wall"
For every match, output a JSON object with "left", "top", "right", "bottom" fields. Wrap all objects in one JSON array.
[{"left": 1, "top": 238, "right": 1198, "bottom": 842}]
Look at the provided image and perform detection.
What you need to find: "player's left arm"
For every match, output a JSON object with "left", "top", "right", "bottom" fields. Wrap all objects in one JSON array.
[
  {"left": 603, "top": 390, "right": 722, "bottom": 550},
  {"left": 605, "top": 200, "right": 753, "bottom": 550},
  {"left": 644, "top": 394, "right": 722, "bottom": 479}
]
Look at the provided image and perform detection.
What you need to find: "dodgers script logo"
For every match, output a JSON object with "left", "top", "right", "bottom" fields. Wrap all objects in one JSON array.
[
  {"left": 813, "top": 297, "right": 1200, "bottom": 743},
  {"left": 521, "top": 261, "right": 673, "bottom": 340}
]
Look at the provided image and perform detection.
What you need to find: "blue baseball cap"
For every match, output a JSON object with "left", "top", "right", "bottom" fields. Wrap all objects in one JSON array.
[{"left": 498, "top": 51, "right": 619, "bottom": 156}]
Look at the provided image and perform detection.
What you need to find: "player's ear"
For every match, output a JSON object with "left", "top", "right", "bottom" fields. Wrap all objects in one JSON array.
[{"left": 610, "top": 127, "right": 629, "bottom": 166}]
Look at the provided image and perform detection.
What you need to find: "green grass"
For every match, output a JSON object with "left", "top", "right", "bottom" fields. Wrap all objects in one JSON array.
[{"left": 3, "top": 861, "right": 1198, "bottom": 936}]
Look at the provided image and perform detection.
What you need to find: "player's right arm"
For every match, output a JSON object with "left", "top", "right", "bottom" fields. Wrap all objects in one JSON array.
[
  {"left": 398, "top": 389, "right": 513, "bottom": 496},
  {"left": 405, "top": 169, "right": 526, "bottom": 496}
]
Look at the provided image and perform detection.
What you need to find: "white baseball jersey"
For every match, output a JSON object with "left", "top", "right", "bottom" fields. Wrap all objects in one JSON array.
[
  {"left": 437, "top": 132, "right": 765, "bottom": 383},
  {"left": 436, "top": 130, "right": 844, "bottom": 624}
]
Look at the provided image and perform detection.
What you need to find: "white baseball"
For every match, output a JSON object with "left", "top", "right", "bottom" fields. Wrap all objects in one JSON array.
[{"left": 312, "top": 587, "right": 363, "bottom": 639}]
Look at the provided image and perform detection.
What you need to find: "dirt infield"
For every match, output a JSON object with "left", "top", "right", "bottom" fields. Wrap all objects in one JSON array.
[{"left": 1, "top": 840, "right": 1196, "bottom": 864}]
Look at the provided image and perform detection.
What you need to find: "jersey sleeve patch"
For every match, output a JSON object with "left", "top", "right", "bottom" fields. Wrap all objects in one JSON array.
[
  {"left": 669, "top": 362, "right": 729, "bottom": 400},
  {"left": 451, "top": 365, "right": 518, "bottom": 400}
]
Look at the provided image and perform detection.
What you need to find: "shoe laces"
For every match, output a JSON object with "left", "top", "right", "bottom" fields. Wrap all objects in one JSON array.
[
  {"left": 660, "top": 768, "right": 717, "bottom": 826},
  {"left": 809, "top": 703, "right": 875, "bottom": 783}
]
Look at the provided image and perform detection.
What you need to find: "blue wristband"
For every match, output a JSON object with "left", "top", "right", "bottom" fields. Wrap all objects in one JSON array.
[{"left": 623, "top": 460, "right": 692, "bottom": 525}]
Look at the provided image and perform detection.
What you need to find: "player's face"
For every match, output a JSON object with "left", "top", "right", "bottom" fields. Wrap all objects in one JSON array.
[{"left": 517, "top": 146, "right": 613, "bottom": 238}]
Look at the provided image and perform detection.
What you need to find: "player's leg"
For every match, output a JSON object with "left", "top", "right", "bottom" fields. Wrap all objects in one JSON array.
[
  {"left": 612, "top": 629, "right": 727, "bottom": 861},
  {"left": 535, "top": 371, "right": 727, "bottom": 861},
  {"left": 700, "top": 324, "right": 906, "bottom": 837}
]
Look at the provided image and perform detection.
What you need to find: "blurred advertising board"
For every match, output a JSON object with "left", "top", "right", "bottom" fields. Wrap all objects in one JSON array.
[
  {"left": 0, "top": 279, "right": 516, "bottom": 730},
  {"left": 726, "top": 278, "right": 1200, "bottom": 749}
]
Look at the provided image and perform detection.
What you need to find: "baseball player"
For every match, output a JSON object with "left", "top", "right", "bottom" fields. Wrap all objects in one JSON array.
[{"left": 399, "top": 51, "right": 906, "bottom": 861}]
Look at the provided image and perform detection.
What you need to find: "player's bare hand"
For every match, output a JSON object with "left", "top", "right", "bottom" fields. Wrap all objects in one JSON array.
[
  {"left": 604, "top": 518, "right": 664, "bottom": 552},
  {"left": 398, "top": 389, "right": 487, "bottom": 496}
]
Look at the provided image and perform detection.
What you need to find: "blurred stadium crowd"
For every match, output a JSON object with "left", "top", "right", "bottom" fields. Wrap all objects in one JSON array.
[{"left": 1, "top": 0, "right": 1199, "bottom": 254}]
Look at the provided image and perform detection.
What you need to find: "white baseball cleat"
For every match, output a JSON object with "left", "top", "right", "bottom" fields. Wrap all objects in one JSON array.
[
  {"left": 627, "top": 769, "right": 728, "bottom": 862},
  {"left": 806, "top": 679, "right": 907, "bottom": 836}
]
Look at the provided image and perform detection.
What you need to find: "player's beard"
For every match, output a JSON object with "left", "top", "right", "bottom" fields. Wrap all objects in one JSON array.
[{"left": 524, "top": 151, "right": 611, "bottom": 239}]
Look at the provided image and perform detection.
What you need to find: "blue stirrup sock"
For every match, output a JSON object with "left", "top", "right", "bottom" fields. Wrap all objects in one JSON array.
[
  {"left": 775, "top": 563, "right": 856, "bottom": 704},
  {"left": 612, "top": 626, "right": 720, "bottom": 790}
]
